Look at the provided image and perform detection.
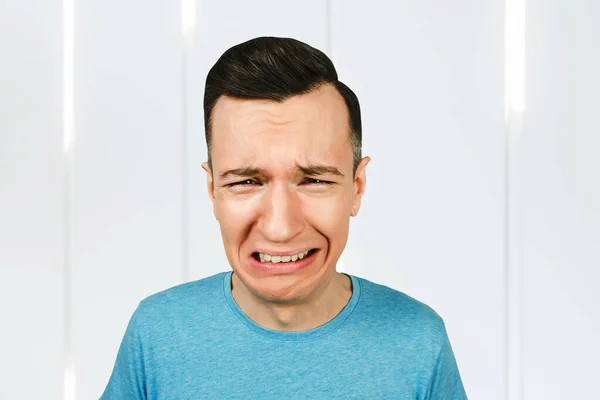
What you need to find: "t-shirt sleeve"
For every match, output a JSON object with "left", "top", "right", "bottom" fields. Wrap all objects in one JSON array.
[
  {"left": 425, "top": 330, "right": 468, "bottom": 400},
  {"left": 100, "top": 304, "right": 147, "bottom": 400}
]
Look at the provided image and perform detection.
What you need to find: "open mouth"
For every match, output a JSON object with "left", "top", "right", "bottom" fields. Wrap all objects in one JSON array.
[{"left": 252, "top": 249, "right": 318, "bottom": 263}]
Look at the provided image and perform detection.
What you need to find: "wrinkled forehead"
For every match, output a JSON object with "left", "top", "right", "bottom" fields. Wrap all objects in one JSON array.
[
  {"left": 209, "top": 85, "right": 352, "bottom": 174},
  {"left": 210, "top": 84, "right": 348, "bottom": 137}
]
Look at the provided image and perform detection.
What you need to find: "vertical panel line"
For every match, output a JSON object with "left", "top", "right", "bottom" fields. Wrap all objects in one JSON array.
[
  {"left": 181, "top": 0, "right": 197, "bottom": 283},
  {"left": 505, "top": 0, "right": 526, "bottom": 398},
  {"left": 181, "top": 16, "right": 189, "bottom": 284},
  {"left": 325, "top": 0, "right": 333, "bottom": 57},
  {"left": 505, "top": 114, "right": 525, "bottom": 400},
  {"left": 62, "top": 0, "right": 76, "bottom": 398},
  {"left": 181, "top": 24, "right": 188, "bottom": 284}
]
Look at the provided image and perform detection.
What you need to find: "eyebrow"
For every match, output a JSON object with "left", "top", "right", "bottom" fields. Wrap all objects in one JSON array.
[
  {"left": 219, "top": 168, "right": 261, "bottom": 180},
  {"left": 298, "top": 164, "right": 344, "bottom": 177},
  {"left": 219, "top": 164, "right": 344, "bottom": 180}
]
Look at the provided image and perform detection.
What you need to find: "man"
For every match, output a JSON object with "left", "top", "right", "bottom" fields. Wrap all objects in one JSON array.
[{"left": 102, "top": 36, "right": 467, "bottom": 399}]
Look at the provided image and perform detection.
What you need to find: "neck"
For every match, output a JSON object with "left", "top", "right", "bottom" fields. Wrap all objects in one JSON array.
[{"left": 231, "top": 271, "right": 353, "bottom": 332}]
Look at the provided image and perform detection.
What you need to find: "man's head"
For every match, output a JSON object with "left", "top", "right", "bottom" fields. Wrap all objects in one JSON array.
[{"left": 202, "top": 36, "right": 370, "bottom": 305}]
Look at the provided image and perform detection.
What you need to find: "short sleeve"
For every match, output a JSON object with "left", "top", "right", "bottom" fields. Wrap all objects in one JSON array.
[
  {"left": 425, "top": 330, "right": 468, "bottom": 400},
  {"left": 100, "top": 304, "right": 147, "bottom": 400}
]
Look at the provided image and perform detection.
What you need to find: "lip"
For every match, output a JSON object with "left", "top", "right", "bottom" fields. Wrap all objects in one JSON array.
[{"left": 249, "top": 249, "right": 319, "bottom": 274}]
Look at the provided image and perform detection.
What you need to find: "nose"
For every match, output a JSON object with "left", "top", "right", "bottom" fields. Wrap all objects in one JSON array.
[{"left": 257, "top": 182, "right": 304, "bottom": 243}]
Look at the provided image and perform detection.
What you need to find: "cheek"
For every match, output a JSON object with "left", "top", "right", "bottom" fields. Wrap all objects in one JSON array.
[
  {"left": 215, "top": 187, "right": 353, "bottom": 249},
  {"left": 303, "top": 192, "right": 352, "bottom": 240},
  {"left": 214, "top": 195, "right": 259, "bottom": 246}
]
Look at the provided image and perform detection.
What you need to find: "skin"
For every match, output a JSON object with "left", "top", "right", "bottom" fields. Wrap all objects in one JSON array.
[{"left": 202, "top": 83, "right": 370, "bottom": 332}]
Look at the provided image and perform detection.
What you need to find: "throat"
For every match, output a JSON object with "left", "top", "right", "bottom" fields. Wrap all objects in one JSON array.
[{"left": 230, "top": 272, "right": 352, "bottom": 332}]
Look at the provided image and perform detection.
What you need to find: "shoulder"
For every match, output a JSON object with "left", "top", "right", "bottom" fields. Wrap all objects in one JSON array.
[
  {"left": 353, "top": 275, "right": 449, "bottom": 345},
  {"left": 133, "top": 271, "right": 228, "bottom": 323}
]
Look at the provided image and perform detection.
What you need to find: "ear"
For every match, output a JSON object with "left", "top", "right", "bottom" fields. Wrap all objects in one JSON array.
[
  {"left": 351, "top": 156, "right": 371, "bottom": 217},
  {"left": 202, "top": 162, "right": 218, "bottom": 220}
]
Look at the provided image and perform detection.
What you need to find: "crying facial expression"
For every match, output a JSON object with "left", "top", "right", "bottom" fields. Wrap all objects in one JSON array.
[{"left": 203, "top": 83, "right": 368, "bottom": 303}]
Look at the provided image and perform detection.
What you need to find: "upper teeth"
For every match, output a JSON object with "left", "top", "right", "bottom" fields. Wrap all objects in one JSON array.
[{"left": 259, "top": 250, "right": 310, "bottom": 263}]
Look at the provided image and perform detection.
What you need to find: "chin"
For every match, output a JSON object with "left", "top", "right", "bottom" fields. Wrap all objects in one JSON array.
[{"left": 234, "top": 251, "right": 336, "bottom": 301}]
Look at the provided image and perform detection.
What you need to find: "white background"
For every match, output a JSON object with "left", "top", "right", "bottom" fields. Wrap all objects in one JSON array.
[{"left": 0, "top": 1, "right": 598, "bottom": 399}]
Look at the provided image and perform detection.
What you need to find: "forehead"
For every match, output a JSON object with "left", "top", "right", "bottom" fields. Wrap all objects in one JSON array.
[{"left": 209, "top": 84, "right": 352, "bottom": 173}]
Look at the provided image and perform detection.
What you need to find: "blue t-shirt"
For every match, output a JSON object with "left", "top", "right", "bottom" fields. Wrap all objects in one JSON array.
[{"left": 101, "top": 271, "right": 467, "bottom": 399}]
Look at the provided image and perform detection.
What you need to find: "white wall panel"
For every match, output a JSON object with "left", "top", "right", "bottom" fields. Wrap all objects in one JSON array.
[
  {"left": 186, "top": 0, "right": 329, "bottom": 280},
  {"left": 523, "top": 1, "right": 600, "bottom": 398},
  {"left": 0, "top": 1, "right": 64, "bottom": 399},
  {"left": 331, "top": 1, "right": 506, "bottom": 398},
  {"left": 3, "top": 1, "right": 597, "bottom": 398},
  {"left": 72, "top": 1, "right": 184, "bottom": 397}
]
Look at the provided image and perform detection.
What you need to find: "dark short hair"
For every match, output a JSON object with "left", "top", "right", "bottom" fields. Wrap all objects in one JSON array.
[{"left": 203, "top": 36, "right": 362, "bottom": 174}]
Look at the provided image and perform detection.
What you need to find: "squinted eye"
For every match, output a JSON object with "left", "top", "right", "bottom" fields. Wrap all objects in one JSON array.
[
  {"left": 303, "top": 178, "right": 332, "bottom": 185},
  {"left": 227, "top": 179, "right": 260, "bottom": 187}
]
